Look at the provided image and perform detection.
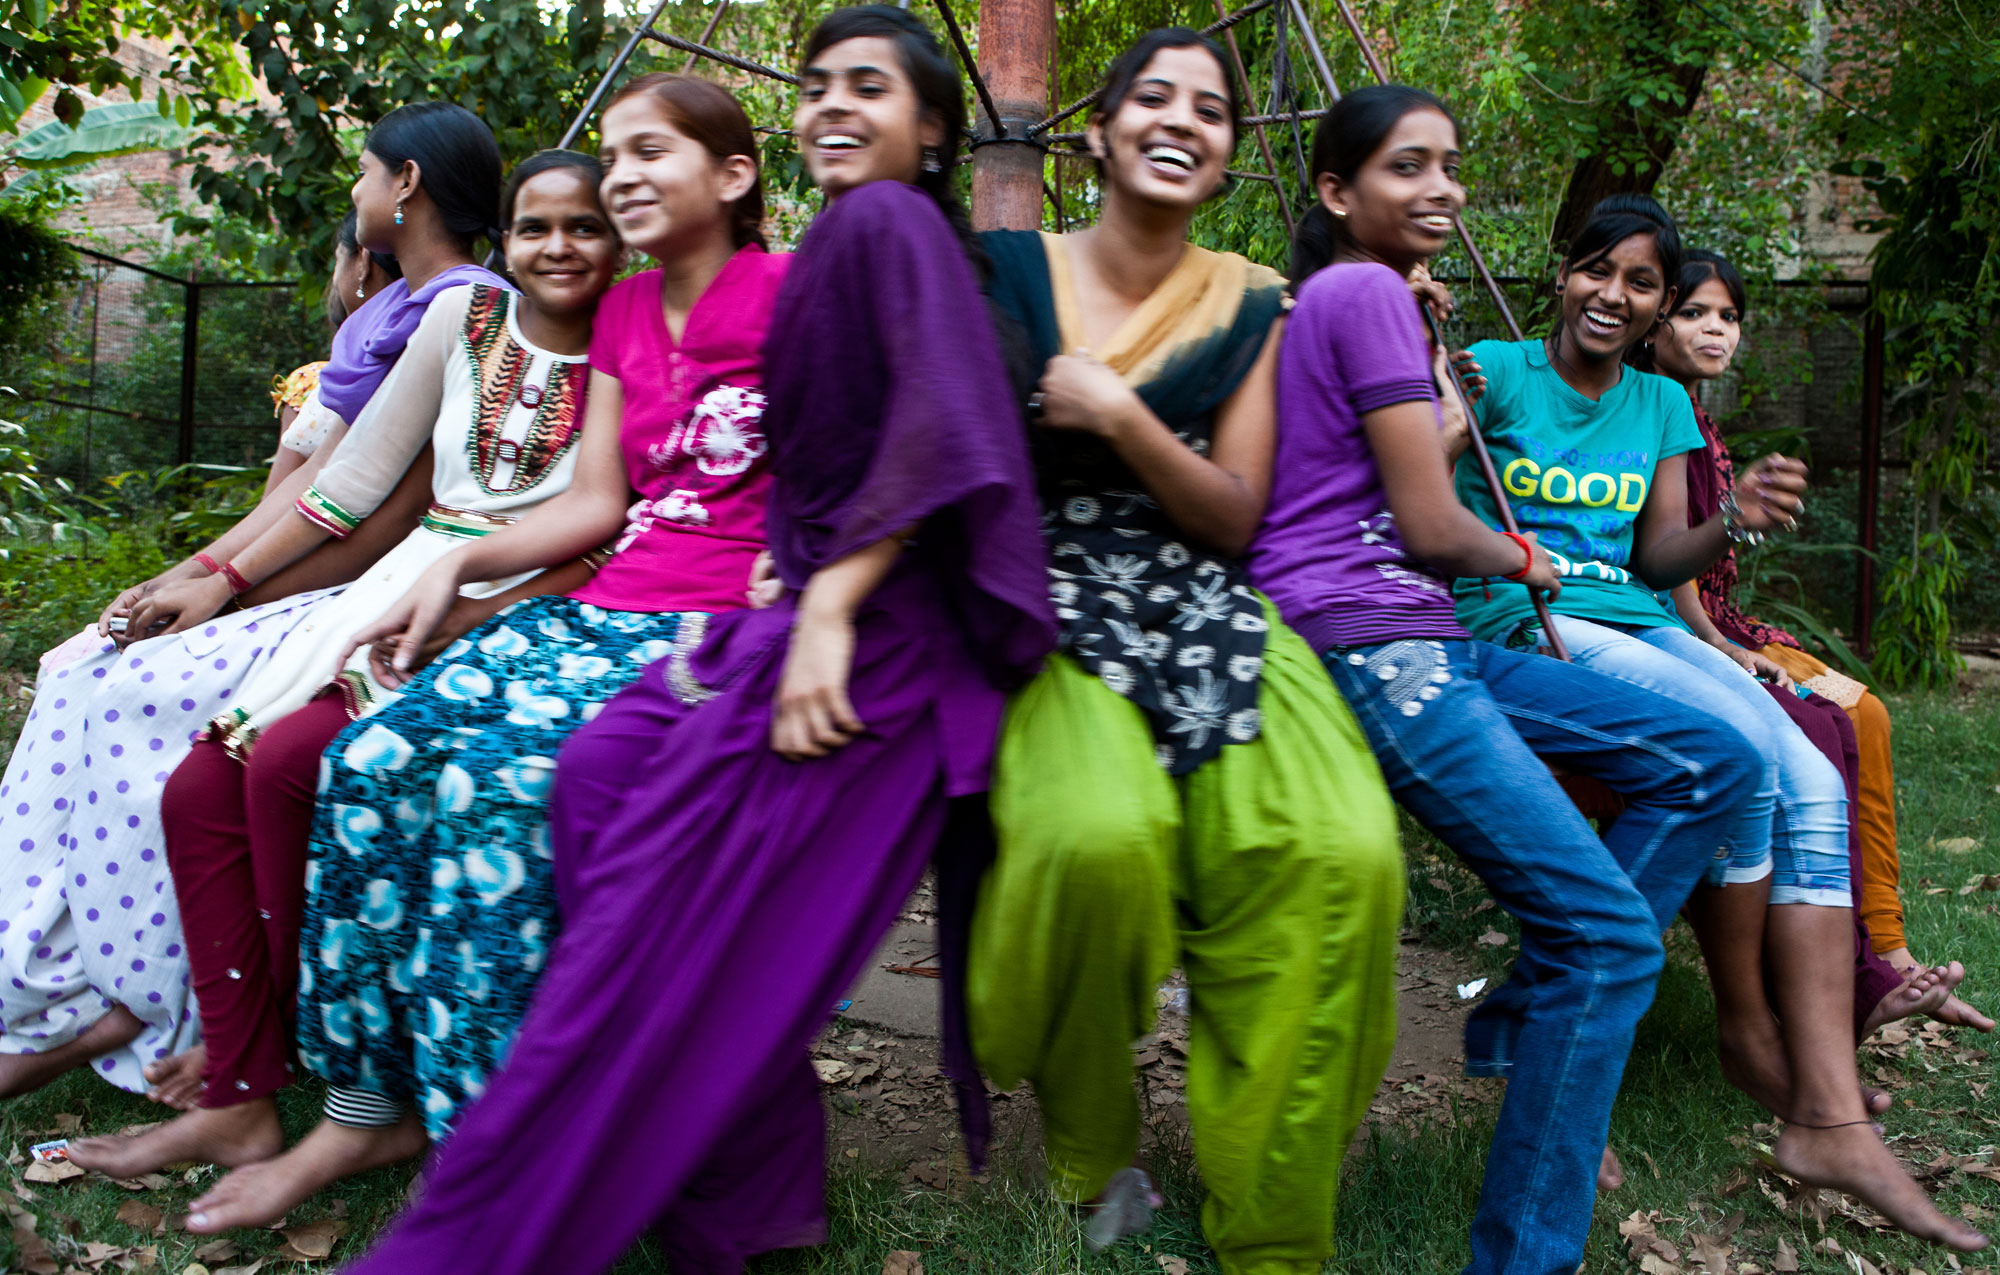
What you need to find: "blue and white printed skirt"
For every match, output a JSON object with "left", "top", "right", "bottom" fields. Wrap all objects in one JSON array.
[{"left": 294, "top": 597, "right": 696, "bottom": 1139}]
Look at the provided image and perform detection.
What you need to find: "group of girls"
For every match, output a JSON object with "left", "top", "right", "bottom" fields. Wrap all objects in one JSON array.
[{"left": 0, "top": 7, "right": 1988, "bottom": 1272}]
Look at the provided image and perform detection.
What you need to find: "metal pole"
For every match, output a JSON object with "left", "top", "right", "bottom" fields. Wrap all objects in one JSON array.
[
  {"left": 1211, "top": 0, "right": 1295, "bottom": 237},
  {"left": 555, "top": 0, "right": 680, "bottom": 150},
  {"left": 176, "top": 275, "right": 201, "bottom": 468},
  {"left": 970, "top": 0, "right": 1053, "bottom": 230},
  {"left": 681, "top": 0, "right": 732, "bottom": 73},
  {"left": 1856, "top": 303, "right": 1883, "bottom": 659}
]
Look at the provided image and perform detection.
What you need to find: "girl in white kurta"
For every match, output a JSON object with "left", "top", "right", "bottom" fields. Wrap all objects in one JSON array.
[{"left": 0, "top": 103, "right": 513, "bottom": 1098}]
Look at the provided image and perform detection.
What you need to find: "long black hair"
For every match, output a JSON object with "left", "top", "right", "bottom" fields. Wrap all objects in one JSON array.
[
  {"left": 1090, "top": 26, "right": 1240, "bottom": 178},
  {"left": 1628, "top": 246, "right": 1747, "bottom": 373},
  {"left": 801, "top": 6, "right": 976, "bottom": 259},
  {"left": 365, "top": 102, "right": 504, "bottom": 256},
  {"left": 1289, "top": 83, "right": 1457, "bottom": 285}
]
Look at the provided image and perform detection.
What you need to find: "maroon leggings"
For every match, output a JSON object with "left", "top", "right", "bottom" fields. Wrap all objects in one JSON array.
[{"left": 161, "top": 695, "right": 350, "bottom": 1107}]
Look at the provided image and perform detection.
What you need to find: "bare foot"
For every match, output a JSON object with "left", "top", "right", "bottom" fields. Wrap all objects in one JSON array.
[
  {"left": 0, "top": 1006, "right": 143, "bottom": 1099},
  {"left": 187, "top": 1115, "right": 428, "bottom": 1234},
  {"left": 68, "top": 1099, "right": 282, "bottom": 1177},
  {"left": 1775, "top": 1121, "right": 1990, "bottom": 1252},
  {"left": 1863, "top": 965, "right": 1954, "bottom": 1038},
  {"left": 1599, "top": 1146, "right": 1625, "bottom": 1191},
  {"left": 143, "top": 1044, "right": 206, "bottom": 1110},
  {"left": 1931, "top": 992, "right": 1996, "bottom": 1033}
]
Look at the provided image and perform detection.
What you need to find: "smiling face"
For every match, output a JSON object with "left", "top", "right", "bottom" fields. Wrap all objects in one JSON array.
[
  {"left": 1555, "top": 232, "right": 1672, "bottom": 362},
  {"left": 1089, "top": 44, "right": 1235, "bottom": 209},
  {"left": 1651, "top": 275, "right": 1741, "bottom": 384},
  {"left": 598, "top": 95, "right": 749, "bottom": 261},
  {"left": 502, "top": 166, "right": 621, "bottom": 319},
  {"left": 794, "top": 36, "right": 940, "bottom": 195},
  {"left": 1320, "top": 107, "right": 1463, "bottom": 274},
  {"left": 350, "top": 148, "right": 409, "bottom": 254}
]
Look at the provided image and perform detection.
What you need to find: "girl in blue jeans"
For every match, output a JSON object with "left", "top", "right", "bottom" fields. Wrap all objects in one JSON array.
[
  {"left": 1448, "top": 194, "right": 1984, "bottom": 1254},
  {"left": 1247, "top": 87, "right": 1762, "bottom": 1274}
]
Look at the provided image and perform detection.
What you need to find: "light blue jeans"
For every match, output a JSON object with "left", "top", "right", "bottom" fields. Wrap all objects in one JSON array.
[
  {"left": 1541, "top": 615, "right": 1852, "bottom": 906},
  {"left": 1324, "top": 638, "right": 1758, "bottom": 1275}
]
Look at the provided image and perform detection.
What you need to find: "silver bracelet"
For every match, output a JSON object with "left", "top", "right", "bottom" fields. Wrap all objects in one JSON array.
[{"left": 1720, "top": 490, "right": 1765, "bottom": 546}]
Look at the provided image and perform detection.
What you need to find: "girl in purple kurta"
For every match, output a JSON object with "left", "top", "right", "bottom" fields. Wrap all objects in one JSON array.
[{"left": 340, "top": 10, "right": 1054, "bottom": 1275}]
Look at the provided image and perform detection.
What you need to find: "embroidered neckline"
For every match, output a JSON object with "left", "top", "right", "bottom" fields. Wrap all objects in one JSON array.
[{"left": 460, "top": 286, "right": 586, "bottom": 496}]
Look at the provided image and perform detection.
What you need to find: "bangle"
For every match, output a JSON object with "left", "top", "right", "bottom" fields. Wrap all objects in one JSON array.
[
  {"left": 219, "top": 560, "right": 253, "bottom": 595},
  {"left": 192, "top": 552, "right": 222, "bottom": 576},
  {"left": 1500, "top": 531, "right": 1535, "bottom": 581},
  {"left": 1720, "top": 490, "right": 1766, "bottom": 546}
]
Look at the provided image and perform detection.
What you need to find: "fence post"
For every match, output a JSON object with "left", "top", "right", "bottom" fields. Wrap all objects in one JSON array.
[
  {"left": 970, "top": 0, "right": 1052, "bottom": 231},
  {"left": 1854, "top": 302, "right": 1884, "bottom": 660},
  {"left": 176, "top": 273, "right": 202, "bottom": 466}
]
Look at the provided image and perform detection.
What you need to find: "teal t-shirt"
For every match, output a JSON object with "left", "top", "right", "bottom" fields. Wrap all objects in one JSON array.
[{"left": 1452, "top": 339, "right": 1705, "bottom": 643}]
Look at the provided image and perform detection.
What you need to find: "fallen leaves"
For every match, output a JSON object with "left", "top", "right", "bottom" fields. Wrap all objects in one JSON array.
[
  {"left": 881, "top": 1251, "right": 923, "bottom": 1275},
  {"left": 1773, "top": 1235, "right": 1799, "bottom": 1271},
  {"left": 114, "top": 1199, "right": 164, "bottom": 1232},
  {"left": 24, "top": 1157, "right": 85, "bottom": 1184},
  {"left": 1933, "top": 836, "right": 1980, "bottom": 854},
  {"left": 1475, "top": 929, "right": 1510, "bottom": 947},
  {"left": 1957, "top": 873, "right": 2000, "bottom": 895},
  {"left": 277, "top": 1218, "right": 348, "bottom": 1261},
  {"left": 1156, "top": 1256, "right": 1190, "bottom": 1275}
]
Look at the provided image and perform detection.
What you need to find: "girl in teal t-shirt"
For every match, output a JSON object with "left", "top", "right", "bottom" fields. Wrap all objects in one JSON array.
[{"left": 1455, "top": 199, "right": 1984, "bottom": 1252}]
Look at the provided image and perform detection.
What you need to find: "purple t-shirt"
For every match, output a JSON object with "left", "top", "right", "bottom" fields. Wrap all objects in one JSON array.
[{"left": 1248, "top": 261, "right": 1468, "bottom": 649}]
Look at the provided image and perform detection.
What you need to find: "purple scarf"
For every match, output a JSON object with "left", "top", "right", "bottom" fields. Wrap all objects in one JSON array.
[
  {"left": 316, "top": 263, "right": 512, "bottom": 425},
  {"left": 759, "top": 179, "right": 1053, "bottom": 687}
]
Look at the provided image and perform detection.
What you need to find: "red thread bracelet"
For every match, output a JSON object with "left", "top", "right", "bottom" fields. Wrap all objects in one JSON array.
[
  {"left": 192, "top": 552, "right": 222, "bottom": 576},
  {"left": 219, "top": 560, "right": 253, "bottom": 595},
  {"left": 1500, "top": 531, "right": 1535, "bottom": 581}
]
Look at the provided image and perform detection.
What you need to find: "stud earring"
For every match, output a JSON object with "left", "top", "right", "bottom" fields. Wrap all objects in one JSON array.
[
  {"left": 394, "top": 200, "right": 405, "bottom": 226},
  {"left": 922, "top": 147, "right": 942, "bottom": 174},
  {"left": 1330, "top": 208, "right": 1347, "bottom": 219}
]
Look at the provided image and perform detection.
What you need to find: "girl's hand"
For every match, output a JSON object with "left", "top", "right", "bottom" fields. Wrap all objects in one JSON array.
[
  {"left": 343, "top": 565, "right": 461, "bottom": 689},
  {"left": 1447, "top": 349, "right": 1486, "bottom": 404},
  {"left": 747, "top": 550, "right": 783, "bottom": 610},
  {"left": 1032, "top": 352, "right": 1142, "bottom": 439},
  {"left": 1726, "top": 645, "right": 1795, "bottom": 689},
  {"left": 1516, "top": 533, "right": 1564, "bottom": 600},
  {"left": 1730, "top": 454, "right": 1810, "bottom": 532},
  {"left": 1408, "top": 263, "right": 1455, "bottom": 325},
  {"left": 771, "top": 612, "right": 863, "bottom": 760},
  {"left": 121, "top": 575, "right": 234, "bottom": 646},
  {"left": 99, "top": 579, "right": 160, "bottom": 640}
]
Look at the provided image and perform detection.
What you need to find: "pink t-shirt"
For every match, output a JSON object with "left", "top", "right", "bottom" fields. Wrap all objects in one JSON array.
[{"left": 572, "top": 246, "right": 790, "bottom": 614}]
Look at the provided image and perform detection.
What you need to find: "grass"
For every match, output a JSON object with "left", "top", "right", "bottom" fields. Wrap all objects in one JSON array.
[{"left": 1, "top": 685, "right": 1995, "bottom": 1274}]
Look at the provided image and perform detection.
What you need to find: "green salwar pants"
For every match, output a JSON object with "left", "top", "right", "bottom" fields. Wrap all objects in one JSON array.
[{"left": 968, "top": 608, "right": 1404, "bottom": 1275}]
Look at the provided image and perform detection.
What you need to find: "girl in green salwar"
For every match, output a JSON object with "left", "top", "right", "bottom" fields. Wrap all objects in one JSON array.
[{"left": 967, "top": 28, "right": 1403, "bottom": 1275}]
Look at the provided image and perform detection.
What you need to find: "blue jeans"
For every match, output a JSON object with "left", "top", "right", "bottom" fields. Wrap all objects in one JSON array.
[
  {"left": 1542, "top": 616, "right": 1851, "bottom": 906},
  {"left": 1324, "top": 638, "right": 1759, "bottom": 1275}
]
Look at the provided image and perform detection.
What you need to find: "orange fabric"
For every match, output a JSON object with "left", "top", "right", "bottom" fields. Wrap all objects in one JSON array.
[{"left": 1758, "top": 643, "right": 1904, "bottom": 951}]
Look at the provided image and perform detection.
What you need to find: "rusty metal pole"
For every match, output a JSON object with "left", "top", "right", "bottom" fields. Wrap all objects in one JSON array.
[{"left": 970, "top": 0, "right": 1053, "bottom": 230}]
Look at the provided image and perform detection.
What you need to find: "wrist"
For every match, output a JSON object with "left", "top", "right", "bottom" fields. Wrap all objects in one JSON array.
[
  {"left": 795, "top": 594, "right": 857, "bottom": 628},
  {"left": 1499, "top": 531, "right": 1535, "bottom": 581}
]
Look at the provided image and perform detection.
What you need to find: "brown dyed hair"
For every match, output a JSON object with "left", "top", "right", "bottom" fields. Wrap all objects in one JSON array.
[{"left": 605, "top": 73, "right": 767, "bottom": 248}]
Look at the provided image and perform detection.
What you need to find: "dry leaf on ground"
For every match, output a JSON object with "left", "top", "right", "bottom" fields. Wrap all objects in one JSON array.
[
  {"left": 881, "top": 1252, "right": 923, "bottom": 1275},
  {"left": 1475, "top": 929, "right": 1509, "bottom": 947},
  {"left": 277, "top": 1218, "right": 348, "bottom": 1261},
  {"left": 115, "top": 1199, "right": 164, "bottom": 1231},
  {"left": 1935, "top": 837, "right": 1980, "bottom": 853},
  {"left": 1157, "top": 1257, "right": 1190, "bottom": 1275},
  {"left": 212, "top": 1260, "right": 267, "bottom": 1275},
  {"left": 1773, "top": 1236, "right": 1800, "bottom": 1271},
  {"left": 189, "top": 1241, "right": 240, "bottom": 1263},
  {"left": 1688, "top": 1231, "right": 1731, "bottom": 1270},
  {"left": 24, "top": 1157, "right": 85, "bottom": 1183}
]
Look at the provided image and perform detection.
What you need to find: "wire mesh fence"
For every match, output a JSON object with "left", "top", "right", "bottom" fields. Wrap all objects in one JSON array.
[{"left": 0, "top": 245, "right": 323, "bottom": 489}]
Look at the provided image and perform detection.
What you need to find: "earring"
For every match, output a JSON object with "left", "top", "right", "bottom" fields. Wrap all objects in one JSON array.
[
  {"left": 1330, "top": 208, "right": 1348, "bottom": 219},
  {"left": 922, "top": 148, "right": 942, "bottom": 174},
  {"left": 355, "top": 282, "right": 365, "bottom": 299},
  {"left": 394, "top": 200, "right": 405, "bottom": 226}
]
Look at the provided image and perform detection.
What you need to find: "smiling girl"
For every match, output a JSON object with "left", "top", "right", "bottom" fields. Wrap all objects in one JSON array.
[
  {"left": 1455, "top": 203, "right": 1986, "bottom": 1253},
  {"left": 66, "top": 150, "right": 622, "bottom": 1199},
  {"left": 335, "top": 10, "right": 1053, "bottom": 1273},
  {"left": 965, "top": 29, "right": 1402, "bottom": 1273},
  {"left": 0, "top": 103, "right": 506, "bottom": 1102}
]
